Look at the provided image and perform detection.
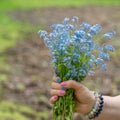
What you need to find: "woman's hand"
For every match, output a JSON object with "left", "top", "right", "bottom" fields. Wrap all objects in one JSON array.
[{"left": 49, "top": 77, "right": 96, "bottom": 115}]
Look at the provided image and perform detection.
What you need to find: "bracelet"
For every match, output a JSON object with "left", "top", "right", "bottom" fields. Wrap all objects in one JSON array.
[{"left": 85, "top": 91, "right": 104, "bottom": 120}]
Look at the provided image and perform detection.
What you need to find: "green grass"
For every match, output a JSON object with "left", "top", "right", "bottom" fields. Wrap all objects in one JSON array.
[
  {"left": 0, "top": 8, "right": 38, "bottom": 86},
  {"left": 0, "top": 13, "right": 37, "bottom": 75},
  {"left": 0, "top": 0, "right": 120, "bottom": 11},
  {"left": 0, "top": 13, "right": 36, "bottom": 51},
  {"left": 0, "top": 100, "right": 48, "bottom": 120}
]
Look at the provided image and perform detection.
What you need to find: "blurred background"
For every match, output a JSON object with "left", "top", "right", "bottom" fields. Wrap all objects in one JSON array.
[{"left": 0, "top": 0, "right": 120, "bottom": 120}]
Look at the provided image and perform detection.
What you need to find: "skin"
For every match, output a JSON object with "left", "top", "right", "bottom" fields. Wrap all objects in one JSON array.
[{"left": 50, "top": 77, "right": 120, "bottom": 120}]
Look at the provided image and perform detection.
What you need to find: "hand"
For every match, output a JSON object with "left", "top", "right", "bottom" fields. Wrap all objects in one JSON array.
[{"left": 49, "top": 77, "right": 96, "bottom": 115}]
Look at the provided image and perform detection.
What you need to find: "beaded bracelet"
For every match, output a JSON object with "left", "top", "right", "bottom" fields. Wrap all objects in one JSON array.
[{"left": 85, "top": 91, "right": 104, "bottom": 120}]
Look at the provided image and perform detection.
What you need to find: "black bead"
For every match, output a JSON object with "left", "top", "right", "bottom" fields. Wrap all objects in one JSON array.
[
  {"left": 96, "top": 112, "right": 99, "bottom": 117},
  {"left": 100, "top": 100, "right": 104, "bottom": 104},
  {"left": 100, "top": 105, "right": 103, "bottom": 108},
  {"left": 98, "top": 108, "right": 102, "bottom": 112},
  {"left": 101, "top": 97, "right": 103, "bottom": 100}
]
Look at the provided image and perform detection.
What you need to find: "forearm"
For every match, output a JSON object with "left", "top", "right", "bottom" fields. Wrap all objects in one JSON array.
[{"left": 96, "top": 95, "right": 120, "bottom": 120}]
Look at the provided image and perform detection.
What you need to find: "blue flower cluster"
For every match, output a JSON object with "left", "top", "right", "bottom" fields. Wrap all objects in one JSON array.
[{"left": 38, "top": 16, "right": 115, "bottom": 82}]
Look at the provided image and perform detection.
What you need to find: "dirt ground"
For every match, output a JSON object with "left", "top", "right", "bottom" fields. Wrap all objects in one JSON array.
[{"left": 1, "top": 5, "right": 120, "bottom": 120}]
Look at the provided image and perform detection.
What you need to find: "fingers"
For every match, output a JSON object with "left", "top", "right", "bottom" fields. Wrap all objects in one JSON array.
[
  {"left": 60, "top": 80, "right": 84, "bottom": 91},
  {"left": 50, "top": 77, "right": 66, "bottom": 104},
  {"left": 53, "top": 76, "right": 61, "bottom": 83},
  {"left": 53, "top": 77, "right": 84, "bottom": 91},
  {"left": 51, "top": 82, "right": 61, "bottom": 90},
  {"left": 50, "top": 77, "right": 85, "bottom": 104},
  {"left": 51, "top": 76, "right": 66, "bottom": 94},
  {"left": 49, "top": 96, "right": 58, "bottom": 104},
  {"left": 49, "top": 89, "right": 66, "bottom": 104},
  {"left": 52, "top": 77, "right": 85, "bottom": 93},
  {"left": 50, "top": 89, "right": 66, "bottom": 96}
]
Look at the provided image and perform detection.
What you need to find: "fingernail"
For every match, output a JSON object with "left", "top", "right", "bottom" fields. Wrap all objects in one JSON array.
[
  {"left": 56, "top": 78, "right": 61, "bottom": 83},
  {"left": 60, "top": 90, "right": 65, "bottom": 95},
  {"left": 61, "top": 82, "right": 67, "bottom": 86},
  {"left": 61, "top": 87, "right": 66, "bottom": 91},
  {"left": 54, "top": 96, "right": 58, "bottom": 100}
]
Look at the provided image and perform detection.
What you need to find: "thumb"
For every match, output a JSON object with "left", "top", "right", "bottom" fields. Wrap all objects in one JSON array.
[{"left": 60, "top": 80, "right": 85, "bottom": 91}]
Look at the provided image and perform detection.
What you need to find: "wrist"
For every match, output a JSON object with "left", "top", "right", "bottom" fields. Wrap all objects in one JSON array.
[
  {"left": 96, "top": 96, "right": 114, "bottom": 120},
  {"left": 85, "top": 91, "right": 96, "bottom": 114},
  {"left": 79, "top": 91, "right": 96, "bottom": 115},
  {"left": 85, "top": 92, "right": 104, "bottom": 119}
]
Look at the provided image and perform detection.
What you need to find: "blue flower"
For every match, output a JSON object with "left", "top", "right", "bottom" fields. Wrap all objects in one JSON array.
[
  {"left": 38, "top": 30, "right": 47, "bottom": 38},
  {"left": 62, "top": 17, "right": 70, "bottom": 25},
  {"left": 72, "top": 16, "right": 79, "bottom": 22},
  {"left": 99, "top": 51, "right": 110, "bottom": 60},
  {"left": 39, "top": 16, "right": 115, "bottom": 79},
  {"left": 82, "top": 22, "right": 91, "bottom": 30},
  {"left": 103, "top": 31, "right": 116, "bottom": 39},
  {"left": 103, "top": 45, "right": 115, "bottom": 52},
  {"left": 89, "top": 24, "right": 102, "bottom": 35},
  {"left": 101, "top": 63, "right": 107, "bottom": 71}
]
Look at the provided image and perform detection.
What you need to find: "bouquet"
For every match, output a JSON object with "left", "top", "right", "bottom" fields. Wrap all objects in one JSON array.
[{"left": 38, "top": 16, "right": 115, "bottom": 120}]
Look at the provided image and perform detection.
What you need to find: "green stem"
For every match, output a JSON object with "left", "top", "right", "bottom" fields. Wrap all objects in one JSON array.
[{"left": 52, "top": 89, "right": 75, "bottom": 120}]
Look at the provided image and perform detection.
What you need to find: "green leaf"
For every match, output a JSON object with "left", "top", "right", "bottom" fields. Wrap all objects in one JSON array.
[{"left": 58, "top": 64, "right": 68, "bottom": 79}]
